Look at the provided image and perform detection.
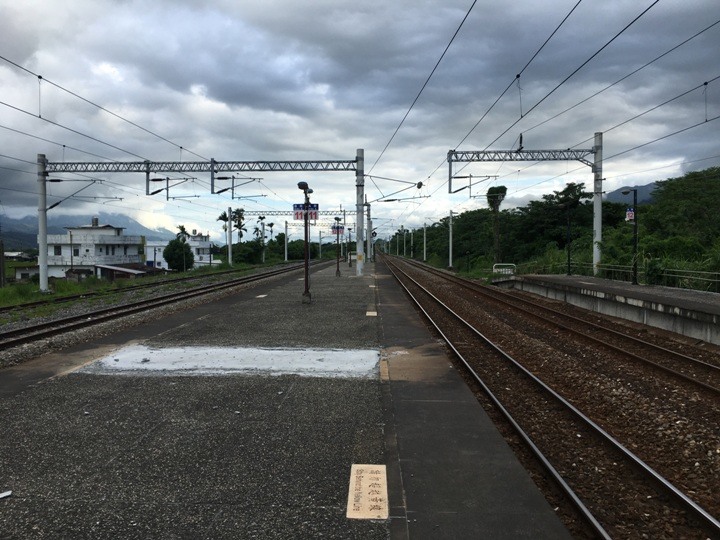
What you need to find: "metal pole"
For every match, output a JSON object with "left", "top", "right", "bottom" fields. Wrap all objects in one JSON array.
[
  {"left": 593, "top": 132, "right": 603, "bottom": 275},
  {"left": 335, "top": 226, "right": 340, "bottom": 277},
  {"left": 448, "top": 210, "right": 453, "bottom": 269},
  {"left": 566, "top": 209, "right": 571, "bottom": 276},
  {"left": 318, "top": 230, "right": 322, "bottom": 259},
  {"left": 303, "top": 192, "right": 311, "bottom": 302},
  {"left": 365, "top": 200, "right": 372, "bottom": 264},
  {"left": 423, "top": 222, "right": 427, "bottom": 262},
  {"left": 284, "top": 221, "right": 288, "bottom": 262},
  {"left": 37, "top": 154, "right": 49, "bottom": 292},
  {"left": 261, "top": 220, "right": 265, "bottom": 263},
  {"left": 355, "top": 148, "right": 364, "bottom": 276},
  {"left": 227, "top": 206, "right": 233, "bottom": 267},
  {"left": 632, "top": 189, "right": 638, "bottom": 285}
]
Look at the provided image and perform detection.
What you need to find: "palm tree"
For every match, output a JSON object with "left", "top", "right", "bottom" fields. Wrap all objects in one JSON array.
[
  {"left": 486, "top": 186, "right": 507, "bottom": 263},
  {"left": 231, "top": 208, "right": 247, "bottom": 240},
  {"left": 267, "top": 222, "right": 275, "bottom": 241},
  {"left": 176, "top": 224, "right": 190, "bottom": 243}
]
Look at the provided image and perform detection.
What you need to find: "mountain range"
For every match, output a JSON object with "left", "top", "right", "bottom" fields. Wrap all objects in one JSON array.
[{"left": 0, "top": 212, "right": 177, "bottom": 251}]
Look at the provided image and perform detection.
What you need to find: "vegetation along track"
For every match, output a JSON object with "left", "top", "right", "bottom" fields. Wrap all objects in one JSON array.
[
  {"left": 0, "top": 263, "right": 306, "bottom": 352},
  {"left": 0, "top": 267, "right": 251, "bottom": 316},
  {"left": 383, "top": 255, "right": 720, "bottom": 539}
]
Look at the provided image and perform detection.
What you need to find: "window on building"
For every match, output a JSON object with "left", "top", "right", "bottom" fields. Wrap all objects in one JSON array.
[
  {"left": 124, "top": 246, "right": 128, "bottom": 255},
  {"left": 53, "top": 245, "right": 61, "bottom": 256},
  {"left": 73, "top": 248, "right": 80, "bottom": 257}
]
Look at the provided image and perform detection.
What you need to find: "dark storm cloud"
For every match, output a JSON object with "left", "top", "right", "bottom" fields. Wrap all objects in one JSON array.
[{"left": 0, "top": 0, "right": 718, "bottom": 234}]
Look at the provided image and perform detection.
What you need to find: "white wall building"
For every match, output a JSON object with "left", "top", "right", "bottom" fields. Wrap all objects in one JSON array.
[
  {"left": 144, "top": 229, "right": 217, "bottom": 271},
  {"left": 44, "top": 217, "right": 145, "bottom": 278}
]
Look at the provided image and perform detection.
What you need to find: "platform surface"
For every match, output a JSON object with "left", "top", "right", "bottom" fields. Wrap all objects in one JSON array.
[
  {"left": 0, "top": 260, "right": 571, "bottom": 539},
  {"left": 522, "top": 273, "right": 720, "bottom": 315}
]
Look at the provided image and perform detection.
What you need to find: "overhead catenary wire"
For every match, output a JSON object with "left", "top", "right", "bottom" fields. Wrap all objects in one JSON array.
[
  {"left": 0, "top": 54, "right": 208, "bottom": 161},
  {"left": 368, "top": 0, "right": 479, "bottom": 175},
  {"left": 412, "top": 0, "right": 585, "bottom": 191},
  {"left": 481, "top": 0, "right": 660, "bottom": 151}
]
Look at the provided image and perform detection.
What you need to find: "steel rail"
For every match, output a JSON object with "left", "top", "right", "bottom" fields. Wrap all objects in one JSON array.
[
  {"left": 384, "top": 258, "right": 611, "bottom": 539},
  {"left": 0, "top": 264, "right": 304, "bottom": 350},
  {"left": 404, "top": 258, "right": 720, "bottom": 395},
  {"left": 386, "top": 257, "right": 720, "bottom": 537}
]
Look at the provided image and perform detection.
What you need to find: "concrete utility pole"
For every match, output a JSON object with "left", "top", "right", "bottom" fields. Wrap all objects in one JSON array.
[
  {"left": 365, "top": 199, "right": 372, "bottom": 263},
  {"left": 355, "top": 148, "right": 365, "bottom": 276},
  {"left": 448, "top": 210, "right": 453, "bottom": 269},
  {"left": 37, "top": 154, "right": 49, "bottom": 292},
  {"left": 227, "top": 206, "right": 233, "bottom": 266},
  {"left": 423, "top": 222, "right": 427, "bottom": 262},
  {"left": 592, "top": 132, "right": 603, "bottom": 274}
]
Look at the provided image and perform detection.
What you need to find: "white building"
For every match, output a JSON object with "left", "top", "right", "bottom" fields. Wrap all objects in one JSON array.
[
  {"left": 44, "top": 217, "right": 145, "bottom": 278},
  {"left": 144, "top": 229, "right": 217, "bottom": 271}
]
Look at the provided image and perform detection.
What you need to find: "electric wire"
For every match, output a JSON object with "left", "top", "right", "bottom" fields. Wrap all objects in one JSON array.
[
  {"left": 0, "top": 123, "right": 116, "bottom": 161},
  {"left": 0, "top": 54, "right": 208, "bottom": 161},
  {"left": 368, "top": 0, "right": 479, "bottom": 175},
  {"left": 410, "top": 0, "right": 584, "bottom": 192},
  {"left": 482, "top": 0, "right": 660, "bottom": 151},
  {"left": 520, "top": 19, "right": 720, "bottom": 138},
  {"left": 0, "top": 98, "right": 148, "bottom": 160}
]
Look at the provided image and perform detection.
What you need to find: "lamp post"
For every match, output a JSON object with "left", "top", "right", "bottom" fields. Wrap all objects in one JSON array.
[
  {"left": 347, "top": 228, "right": 352, "bottom": 267},
  {"left": 622, "top": 188, "right": 639, "bottom": 285},
  {"left": 334, "top": 217, "right": 342, "bottom": 277},
  {"left": 298, "top": 181, "right": 313, "bottom": 303}
]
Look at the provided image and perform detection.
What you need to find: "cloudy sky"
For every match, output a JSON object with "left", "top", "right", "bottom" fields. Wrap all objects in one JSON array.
[{"left": 1, "top": 0, "right": 718, "bottom": 242}]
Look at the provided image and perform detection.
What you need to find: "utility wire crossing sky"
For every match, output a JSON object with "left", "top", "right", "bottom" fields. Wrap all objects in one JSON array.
[{"left": 0, "top": 0, "right": 718, "bottom": 241}]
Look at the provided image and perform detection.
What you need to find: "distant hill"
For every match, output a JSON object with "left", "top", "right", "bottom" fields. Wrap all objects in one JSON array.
[
  {"left": 604, "top": 183, "right": 656, "bottom": 204},
  {"left": 0, "top": 212, "right": 176, "bottom": 250}
]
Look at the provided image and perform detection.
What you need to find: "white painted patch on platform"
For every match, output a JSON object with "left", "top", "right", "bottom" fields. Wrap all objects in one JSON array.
[
  {"left": 256, "top": 294, "right": 268, "bottom": 298},
  {"left": 79, "top": 345, "right": 379, "bottom": 379}
]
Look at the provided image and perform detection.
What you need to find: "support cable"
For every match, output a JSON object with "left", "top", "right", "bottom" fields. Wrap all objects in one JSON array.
[
  {"left": 0, "top": 54, "right": 207, "bottom": 160},
  {"left": 368, "top": 0, "right": 479, "bottom": 174},
  {"left": 482, "top": 0, "right": 660, "bottom": 151},
  {"left": 519, "top": 19, "right": 720, "bottom": 138}
]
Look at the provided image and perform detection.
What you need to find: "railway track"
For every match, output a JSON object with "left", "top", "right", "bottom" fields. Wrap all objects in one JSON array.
[
  {"left": 402, "top": 258, "right": 720, "bottom": 395},
  {"left": 0, "top": 264, "right": 305, "bottom": 351},
  {"left": 384, "top": 255, "right": 720, "bottom": 539}
]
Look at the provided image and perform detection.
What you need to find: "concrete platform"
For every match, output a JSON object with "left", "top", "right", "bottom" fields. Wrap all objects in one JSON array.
[
  {"left": 0, "top": 259, "right": 570, "bottom": 539},
  {"left": 511, "top": 274, "right": 720, "bottom": 346}
]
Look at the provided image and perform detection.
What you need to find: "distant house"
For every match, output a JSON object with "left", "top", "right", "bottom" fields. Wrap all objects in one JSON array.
[
  {"left": 3, "top": 251, "right": 34, "bottom": 262},
  {"left": 144, "top": 229, "right": 217, "bottom": 271},
  {"left": 43, "top": 217, "right": 146, "bottom": 279}
]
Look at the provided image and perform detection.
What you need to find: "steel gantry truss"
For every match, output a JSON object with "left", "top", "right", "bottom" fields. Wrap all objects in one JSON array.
[
  {"left": 37, "top": 150, "right": 367, "bottom": 291},
  {"left": 447, "top": 132, "right": 603, "bottom": 273}
]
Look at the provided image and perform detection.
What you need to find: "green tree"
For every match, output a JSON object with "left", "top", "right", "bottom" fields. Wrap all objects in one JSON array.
[
  {"left": 163, "top": 239, "right": 194, "bottom": 272},
  {"left": 232, "top": 208, "right": 247, "bottom": 240}
]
